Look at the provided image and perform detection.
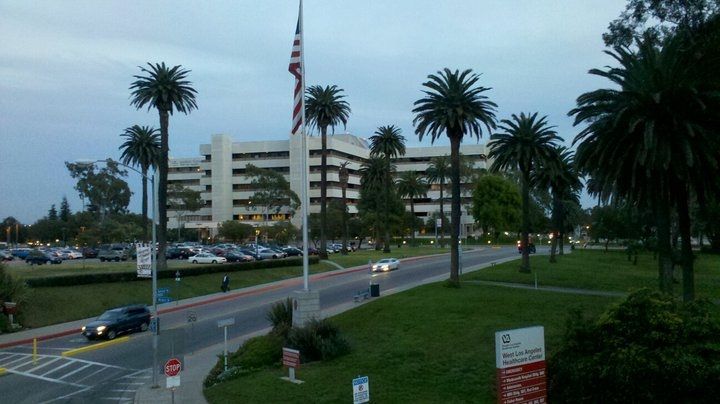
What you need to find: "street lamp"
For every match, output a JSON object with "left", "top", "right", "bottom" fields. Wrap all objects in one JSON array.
[{"left": 76, "top": 158, "right": 160, "bottom": 387}]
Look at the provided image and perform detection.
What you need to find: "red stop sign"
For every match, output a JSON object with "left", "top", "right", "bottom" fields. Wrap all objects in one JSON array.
[{"left": 164, "top": 358, "right": 182, "bottom": 377}]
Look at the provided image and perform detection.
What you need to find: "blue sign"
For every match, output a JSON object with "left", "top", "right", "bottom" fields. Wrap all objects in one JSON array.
[
  {"left": 157, "top": 287, "right": 170, "bottom": 295},
  {"left": 157, "top": 297, "right": 172, "bottom": 304},
  {"left": 352, "top": 376, "right": 370, "bottom": 404}
]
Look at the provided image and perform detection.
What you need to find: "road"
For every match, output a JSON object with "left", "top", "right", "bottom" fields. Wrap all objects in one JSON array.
[{"left": 0, "top": 246, "right": 520, "bottom": 403}]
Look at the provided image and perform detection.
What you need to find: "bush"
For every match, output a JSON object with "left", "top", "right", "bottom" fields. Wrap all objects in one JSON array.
[
  {"left": 548, "top": 289, "right": 720, "bottom": 403},
  {"left": 266, "top": 298, "right": 293, "bottom": 337},
  {"left": 287, "top": 318, "right": 350, "bottom": 363},
  {"left": 0, "top": 313, "right": 9, "bottom": 333}
]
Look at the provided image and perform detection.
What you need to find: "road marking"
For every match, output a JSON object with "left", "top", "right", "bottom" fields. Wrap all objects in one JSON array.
[
  {"left": 27, "top": 357, "right": 62, "bottom": 373},
  {"left": 41, "top": 359, "right": 75, "bottom": 376},
  {"left": 62, "top": 336, "right": 130, "bottom": 357},
  {"left": 39, "top": 386, "right": 92, "bottom": 404},
  {"left": 74, "top": 366, "right": 112, "bottom": 383},
  {"left": 0, "top": 353, "right": 30, "bottom": 367},
  {"left": 0, "top": 367, "right": 5, "bottom": 376},
  {"left": 57, "top": 363, "right": 92, "bottom": 380}
]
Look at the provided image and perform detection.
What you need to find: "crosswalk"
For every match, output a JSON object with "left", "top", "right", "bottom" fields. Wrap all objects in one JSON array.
[{"left": 0, "top": 351, "right": 150, "bottom": 403}]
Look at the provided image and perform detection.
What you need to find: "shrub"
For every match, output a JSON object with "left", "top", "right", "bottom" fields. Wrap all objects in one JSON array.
[
  {"left": 0, "top": 313, "right": 9, "bottom": 333},
  {"left": 287, "top": 318, "right": 350, "bottom": 363},
  {"left": 548, "top": 289, "right": 720, "bottom": 403},
  {"left": 266, "top": 298, "right": 293, "bottom": 337}
]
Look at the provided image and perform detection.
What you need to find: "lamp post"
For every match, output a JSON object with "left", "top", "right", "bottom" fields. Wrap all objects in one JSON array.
[{"left": 76, "top": 158, "right": 159, "bottom": 387}]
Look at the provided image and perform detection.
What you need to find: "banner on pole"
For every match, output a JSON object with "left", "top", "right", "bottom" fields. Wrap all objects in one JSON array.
[{"left": 136, "top": 243, "right": 151, "bottom": 278}]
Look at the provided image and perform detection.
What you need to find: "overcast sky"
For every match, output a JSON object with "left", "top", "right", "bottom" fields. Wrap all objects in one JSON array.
[{"left": 1, "top": 0, "right": 626, "bottom": 224}]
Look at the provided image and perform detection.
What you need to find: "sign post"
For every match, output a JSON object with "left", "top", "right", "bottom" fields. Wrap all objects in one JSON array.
[
  {"left": 352, "top": 375, "right": 370, "bottom": 404},
  {"left": 281, "top": 347, "right": 303, "bottom": 384},
  {"left": 495, "top": 326, "right": 547, "bottom": 404},
  {"left": 165, "top": 357, "right": 182, "bottom": 404},
  {"left": 217, "top": 318, "right": 235, "bottom": 372}
]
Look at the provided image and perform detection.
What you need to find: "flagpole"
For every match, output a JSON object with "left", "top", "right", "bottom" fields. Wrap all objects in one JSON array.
[{"left": 299, "top": 0, "right": 309, "bottom": 291}]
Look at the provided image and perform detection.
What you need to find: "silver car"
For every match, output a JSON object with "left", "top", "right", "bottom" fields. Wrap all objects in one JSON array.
[{"left": 372, "top": 258, "right": 400, "bottom": 272}]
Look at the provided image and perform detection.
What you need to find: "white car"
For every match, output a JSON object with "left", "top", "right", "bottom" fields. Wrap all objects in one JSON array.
[
  {"left": 256, "top": 247, "right": 283, "bottom": 259},
  {"left": 372, "top": 258, "right": 400, "bottom": 272},
  {"left": 188, "top": 253, "right": 226, "bottom": 264},
  {"left": 63, "top": 249, "right": 84, "bottom": 259}
]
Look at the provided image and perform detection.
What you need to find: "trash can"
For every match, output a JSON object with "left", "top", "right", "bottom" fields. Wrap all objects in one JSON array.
[{"left": 370, "top": 283, "right": 380, "bottom": 297}]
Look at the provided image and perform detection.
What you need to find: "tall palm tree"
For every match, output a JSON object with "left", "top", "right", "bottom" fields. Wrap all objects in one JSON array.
[
  {"left": 369, "top": 125, "right": 406, "bottom": 253},
  {"left": 119, "top": 125, "right": 161, "bottom": 240},
  {"left": 130, "top": 62, "right": 197, "bottom": 271},
  {"left": 570, "top": 30, "right": 720, "bottom": 299},
  {"left": 305, "top": 85, "right": 351, "bottom": 259},
  {"left": 413, "top": 68, "right": 497, "bottom": 284},
  {"left": 426, "top": 155, "right": 450, "bottom": 247},
  {"left": 489, "top": 112, "right": 562, "bottom": 273},
  {"left": 534, "top": 146, "right": 581, "bottom": 262},
  {"left": 396, "top": 171, "right": 428, "bottom": 246},
  {"left": 359, "top": 157, "right": 389, "bottom": 250}
]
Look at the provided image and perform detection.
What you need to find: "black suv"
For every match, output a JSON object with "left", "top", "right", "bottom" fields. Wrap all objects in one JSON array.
[{"left": 82, "top": 305, "right": 151, "bottom": 340}]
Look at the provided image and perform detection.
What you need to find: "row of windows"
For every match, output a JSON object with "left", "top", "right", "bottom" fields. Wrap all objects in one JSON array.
[
  {"left": 232, "top": 213, "right": 292, "bottom": 221},
  {"left": 169, "top": 166, "right": 202, "bottom": 173},
  {"left": 232, "top": 151, "right": 290, "bottom": 160}
]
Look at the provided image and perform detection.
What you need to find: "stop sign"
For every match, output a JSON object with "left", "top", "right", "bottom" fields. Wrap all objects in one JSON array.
[{"left": 164, "top": 358, "right": 182, "bottom": 377}]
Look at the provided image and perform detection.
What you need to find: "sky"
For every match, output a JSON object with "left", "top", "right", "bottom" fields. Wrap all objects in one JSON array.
[{"left": 0, "top": 0, "right": 627, "bottom": 224}]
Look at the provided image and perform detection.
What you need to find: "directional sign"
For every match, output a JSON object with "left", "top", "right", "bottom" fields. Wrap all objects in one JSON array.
[
  {"left": 217, "top": 318, "right": 235, "bottom": 328},
  {"left": 164, "top": 358, "right": 182, "bottom": 377},
  {"left": 187, "top": 311, "right": 197, "bottom": 323},
  {"left": 157, "top": 297, "right": 172, "bottom": 304},
  {"left": 157, "top": 287, "right": 169, "bottom": 296}
]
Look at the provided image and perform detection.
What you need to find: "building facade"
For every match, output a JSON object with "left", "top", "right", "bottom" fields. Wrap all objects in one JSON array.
[{"left": 168, "top": 133, "right": 489, "bottom": 239}]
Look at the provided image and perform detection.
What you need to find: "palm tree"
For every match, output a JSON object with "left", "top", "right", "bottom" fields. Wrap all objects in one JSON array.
[
  {"left": 570, "top": 30, "right": 720, "bottom": 299},
  {"left": 426, "top": 155, "right": 450, "bottom": 247},
  {"left": 534, "top": 146, "right": 581, "bottom": 262},
  {"left": 489, "top": 112, "right": 562, "bottom": 273},
  {"left": 359, "top": 157, "right": 389, "bottom": 250},
  {"left": 413, "top": 68, "right": 497, "bottom": 284},
  {"left": 396, "top": 171, "right": 428, "bottom": 246},
  {"left": 119, "top": 125, "right": 161, "bottom": 240},
  {"left": 130, "top": 62, "right": 197, "bottom": 271},
  {"left": 369, "top": 125, "right": 406, "bottom": 253},
  {"left": 305, "top": 85, "right": 351, "bottom": 259}
]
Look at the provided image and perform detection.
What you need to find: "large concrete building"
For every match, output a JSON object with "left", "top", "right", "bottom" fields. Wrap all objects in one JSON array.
[{"left": 168, "top": 133, "right": 489, "bottom": 239}]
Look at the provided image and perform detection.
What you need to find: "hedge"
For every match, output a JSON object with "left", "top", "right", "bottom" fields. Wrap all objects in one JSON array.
[{"left": 24, "top": 257, "right": 319, "bottom": 288}]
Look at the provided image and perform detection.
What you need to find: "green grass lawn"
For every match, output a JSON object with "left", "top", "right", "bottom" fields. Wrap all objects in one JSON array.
[
  {"left": 204, "top": 283, "right": 618, "bottom": 403},
  {"left": 465, "top": 249, "right": 720, "bottom": 300}
]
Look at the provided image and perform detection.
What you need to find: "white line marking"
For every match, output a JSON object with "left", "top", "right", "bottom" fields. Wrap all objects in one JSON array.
[
  {"left": 58, "top": 363, "right": 92, "bottom": 380},
  {"left": 4, "top": 368, "right": 87, "bottom": 388},
  {"left": 39, "top": 386, "right": 92, "bottom": 404},
  {"left": 74, "top": 366, "right": 112, "bottom": 383},
  {"left": 41, "top": 359, "right": 75, "bottom": 376},
  {"left": 27, "top": 357, "right": 62, "bottom": 373},
  {"left": 116, "top": 381, "right": 145, "bottom": 385},
  {"left": 1, "top": 355, "right": 31, "bottom": 367}
]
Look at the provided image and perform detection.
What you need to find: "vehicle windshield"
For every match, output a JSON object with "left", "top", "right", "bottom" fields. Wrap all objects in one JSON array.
[
  {"left": 98, "top": 310, "right": 121, "bottom": 321},
  {"left": 378, "top": 259, "right": 392, "bottom": 264}
]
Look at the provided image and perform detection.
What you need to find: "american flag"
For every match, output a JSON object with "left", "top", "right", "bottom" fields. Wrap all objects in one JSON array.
[{"left": 288, "top": 14, "right": 303, "bottom": 135}]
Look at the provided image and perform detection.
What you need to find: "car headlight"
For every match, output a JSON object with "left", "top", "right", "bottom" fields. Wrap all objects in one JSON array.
[
  {"left": 81, "top": 326, "right": 86, "bottom": 332},
  {"left": 96, "top": 325, "right": 107, "bottom": 332}
]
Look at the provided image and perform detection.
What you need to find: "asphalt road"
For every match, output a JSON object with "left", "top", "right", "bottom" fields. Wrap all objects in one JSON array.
[{"left": 0, "top": 246, "right": 520, "bottom": 403}]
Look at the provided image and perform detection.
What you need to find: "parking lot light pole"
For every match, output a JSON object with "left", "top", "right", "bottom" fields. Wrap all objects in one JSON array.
[{"left": 76, "top": 158, "right": 159, "bottom": 387}]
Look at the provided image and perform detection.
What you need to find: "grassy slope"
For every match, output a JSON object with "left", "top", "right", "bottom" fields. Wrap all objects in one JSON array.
[{"left": 204, "top": 284, "right": 616, "bottom": 403}]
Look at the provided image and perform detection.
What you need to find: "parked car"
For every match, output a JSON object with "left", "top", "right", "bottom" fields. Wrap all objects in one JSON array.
[
  {"left": 98, "top": 248, "right": 129, "bottom": 262},
  {"left": 25, "top": 250, "right": 62, "bottom": 265},
  {"left": 166, "top": 247, "right": 193, "bottom": 260},
  {"left": 225, "top": 251, "right": 254, "bottom": 262},
  {"left": 81, "top": 247, "right": 98, "bottom": 258},
  {"left": 11, "top": 248, "right": 32, "bottom": 259},
  {"left": 188, "top": 253, "right": 227, "bottom": 264},
  {"left": 372, "top": 258, "right": 400, "bottom": 272},
  {"left": 239, "top": 249, "right": 263, "bottom": 261},
  {"left": 282, "top": 247, "right": 303, "bottom": 256},
  {"left": 62, "top": 249, "right": 83, "bottom": 259},
  {"left": 0, "top": 250, "right": 14, "bottom": 261},
  {"left": 307, "top": 247, "right": 319, "bottom": 256},
  {"left": 257, "top": 247, "right": 283, "bottom": 259},
  {"left": 81, "top": 304, "right": 151, "bottom": 340}
]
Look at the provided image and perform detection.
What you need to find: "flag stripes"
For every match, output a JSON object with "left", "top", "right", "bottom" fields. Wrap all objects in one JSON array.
[{"left": 289, "top": 19, "right": 302, "bottom": 134}]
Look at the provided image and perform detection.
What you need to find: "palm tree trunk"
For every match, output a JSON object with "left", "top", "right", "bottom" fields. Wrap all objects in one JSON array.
[
  {"left": 549, "top": 196, "right": 558, "bottom": 263},
  {"left": 655, "top": 196, "right": 673, "bottom": 294},
  {"left": 320, "top": 126, "right": 328, "bottom": 259},
  {"left": 157, "top": 110, "right": 169, "bottom": 271},
  {"left": 677, "top": 191, "right": 694, "bottom": 301},
  {"left": 410, "top": 200, "right": 416, "bottom": 246},
  {"left": 520, "top": 170, "right": 531, "bottom": 273},
  {"left": 449, "top": 138, "right": 461, "bottom": 283},
  {"left": 341, "top": 184, "right": 348, "bottom": 255},
  {"left": 141, "top": 166, "right": 149, "bottom": 242},
  {"left": 383, "top": 159, "right": 391, "bottom": 253},
  {"left": 439, "top": 183, "right": 445, "bottom": 247}
]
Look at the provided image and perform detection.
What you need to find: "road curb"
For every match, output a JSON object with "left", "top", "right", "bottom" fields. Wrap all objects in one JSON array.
[
  {"left": 0, "top": 367, "right": 6, "bottom": 376},
  {"left": 62, "top": 336, "right": 130, "bottom": 357},
  {"left": 0, "top": 328, "right": 80, "bottom": 350}
]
